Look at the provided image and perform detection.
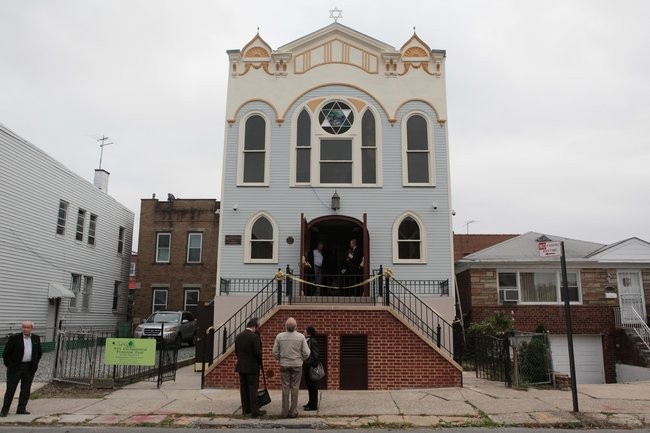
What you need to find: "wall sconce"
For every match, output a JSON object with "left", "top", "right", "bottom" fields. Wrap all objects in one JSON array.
[
  {"left": 232, "top": 203, "right": 239, "bottom": 211},
  {"left": 331, "top": 191, "right": 340, "bottom": 211}
]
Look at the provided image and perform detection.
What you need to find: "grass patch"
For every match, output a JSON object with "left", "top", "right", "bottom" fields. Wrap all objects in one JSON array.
[{"left": 31, "top": 382, "right": 114, "bottom": 399}]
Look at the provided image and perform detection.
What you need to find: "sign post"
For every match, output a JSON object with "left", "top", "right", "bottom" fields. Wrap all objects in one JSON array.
[{"left": 538, "top": 240, "right": 579, "bottom": 412}]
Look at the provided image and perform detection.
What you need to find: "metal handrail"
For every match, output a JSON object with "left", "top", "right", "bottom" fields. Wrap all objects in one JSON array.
[
  {"left": 614, "top": 306, "right": 650, "bottom": 351},
  {"left": 387, "top": 277, "right": 454, "bottom": 358},
  {"left": 201, "top": 278, "right": 277, "bottom": 388}
]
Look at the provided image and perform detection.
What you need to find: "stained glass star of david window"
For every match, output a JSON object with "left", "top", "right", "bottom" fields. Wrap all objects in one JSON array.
[{"left": 319, "top": 101, "right": 354, "bottom": 135}]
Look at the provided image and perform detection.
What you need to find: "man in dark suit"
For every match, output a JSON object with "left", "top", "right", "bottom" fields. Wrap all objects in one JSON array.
[
  {"left": 2, "top": 320, "right": 43, "bottom": 416},
  {"left": 234, "top": 318, "right": 265, "bottom": 418},
  {"left": 344, "top": 238, "right": 363, "bottom": 295}
]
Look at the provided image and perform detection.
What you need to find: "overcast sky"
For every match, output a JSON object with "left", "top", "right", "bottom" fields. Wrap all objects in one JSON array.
[{"left": 1, "top": 0, "right": 649, "bottom": 250}]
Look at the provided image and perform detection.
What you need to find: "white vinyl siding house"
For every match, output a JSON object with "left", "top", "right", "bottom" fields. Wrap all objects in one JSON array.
[
  {"left": 216, "top": 23, "right": 455, "bottom": 324},
  {"left": 0, "top": 124, "right": 134, "bottom": 336}
]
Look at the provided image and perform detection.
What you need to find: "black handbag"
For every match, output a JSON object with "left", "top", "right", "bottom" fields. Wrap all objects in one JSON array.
[
  {"left": 309, "top": 362, "right": 325, "bottom": 381},
  {"left": 257, "top": 362, "right": 272, "bottom": 407}
]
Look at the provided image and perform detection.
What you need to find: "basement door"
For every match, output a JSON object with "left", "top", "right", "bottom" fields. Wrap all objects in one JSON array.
[
  {"left": 618, "top": 271, "right": 646, "bottom": 324},
  {"left": 339, "top": 334, "right": 368, "bottom": 390}
]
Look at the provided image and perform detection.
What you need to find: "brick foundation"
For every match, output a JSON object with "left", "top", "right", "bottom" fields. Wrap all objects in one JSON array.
[{"left": 203, "top": 307, "right": 462, "bottom": 390}]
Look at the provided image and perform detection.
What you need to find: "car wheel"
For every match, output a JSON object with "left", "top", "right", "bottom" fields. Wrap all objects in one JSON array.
[{"left": 188, "top": 331, "right": 196, "bottom": 346}]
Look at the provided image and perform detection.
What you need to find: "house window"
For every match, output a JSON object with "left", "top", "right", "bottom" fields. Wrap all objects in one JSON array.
[
  {"left": 69, "top": 273, "right": 81, "bottom": 309},
  {"left": 156, "top": 233, "right": 171, "bottom": 263},
  {"left": 129, "top": 261, "right": 136, "bottom": 277},
  {"left": 56, "top": 200, "right": 69, "bottom": 235},
  {"left": 187, "top": 233, "right": 203, "bottom": 263},
  {"left": 402, "top": 113, "right": 434, "bottom": 185},
  {"left": 82, "top": 276, "right": 93, "bottom": 311},
  {"left": 498, "top": 271, "right": 581, "bottom": 304},
  {"left": 184, "top": 289, "right": 200, "bottom": 316},
  {"left": 88, "top": 214, "right": 97, "bottom": 245},
  {"left": 295, "top": 109, "right": 311, "bottom": 183},
  {"left": 245, "top": 213, "right": 277, "bottom": 263},
  {"left": 291, "top": 101, "right": 380, "bottom": 187},
  {"left": 112, "top": 281, "right": 120, "bottom": 311},
  {"left": 320, "top": 139, "right": 352, "bottom": 183},
  {"left": 118, "top": 226, "right": 126, "bottom": 254},
  {"left": 75, "top": 209, "right": 86, "bottom": 241},
  {"left": 152, "top": 289, "right": 168, "bottom": 312},
  {"left": 361, "top": 110, "right": 376, "bottom": 184},
  {"left": 241, "top": 114, "right": 267, "bottom": 184},
  {"left": 392, "top": 212, "right": 427, "bottom": 263}
]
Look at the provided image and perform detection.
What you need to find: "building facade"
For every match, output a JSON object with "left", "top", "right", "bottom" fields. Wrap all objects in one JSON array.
[
  {"left": 456, "top": 231, "right": 650, "bottom": 383},
  {"left": 205, "top": 22, "right": 461, "bottom": 390},
  {"left": 0, "top": 124, "right": 134, "bottom": 338},
  {"left": 133, "top": 197, "right": 219, "bottom": 322}
]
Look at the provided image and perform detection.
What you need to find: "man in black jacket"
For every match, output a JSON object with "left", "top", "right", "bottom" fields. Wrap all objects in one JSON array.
[
  {"left": 2, "top": 321, "right": 43, "bottom": 416},
  {"left": 234, "top": 318, "right": 265, "bottom": 418}
]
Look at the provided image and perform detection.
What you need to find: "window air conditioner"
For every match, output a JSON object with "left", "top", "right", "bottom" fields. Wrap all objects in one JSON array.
[{"left": 499, "top": 288, "right": 519, "bottom": 303}]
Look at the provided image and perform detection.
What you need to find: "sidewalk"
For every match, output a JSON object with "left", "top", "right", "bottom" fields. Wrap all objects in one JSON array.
[{"left": 1, "top": 366, "right": 649, "bottom": 429}]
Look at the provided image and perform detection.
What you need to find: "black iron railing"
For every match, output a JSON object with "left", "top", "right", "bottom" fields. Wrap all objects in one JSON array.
[
  {"left": 385, "top": 273, "right": 454, "bottom": 358},
  {"left": 201, "top": 277, "right": 278, "bottom": 388},
  {"left": 220, "top": 277, "right": 275, "bottom": 294}
]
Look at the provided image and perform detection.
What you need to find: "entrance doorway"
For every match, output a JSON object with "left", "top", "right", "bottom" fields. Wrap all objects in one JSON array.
[
  {"left": 300, "top": 214, "right": 369, "bottom": 296},
  {"left": 618, "top": 270, "right": 646, "bottom": 324}
]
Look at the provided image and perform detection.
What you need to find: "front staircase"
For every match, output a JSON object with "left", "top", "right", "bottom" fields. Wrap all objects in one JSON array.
[{"left": 615, "top": 306, "right": 650, "bottom": 367}]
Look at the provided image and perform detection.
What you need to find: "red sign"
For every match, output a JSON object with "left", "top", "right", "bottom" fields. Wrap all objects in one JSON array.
[{"left": 538, "top": 241, "right": 561, "bottom": 257}]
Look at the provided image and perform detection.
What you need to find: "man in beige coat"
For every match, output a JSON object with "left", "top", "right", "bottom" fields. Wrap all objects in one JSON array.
[{"left": 272, "top": 317, "right": 310, "bottom": 418}]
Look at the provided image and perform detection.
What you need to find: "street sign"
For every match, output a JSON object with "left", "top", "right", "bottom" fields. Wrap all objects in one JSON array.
[{"left": 538, "top": 241, "right": 562, "bottom": 257}]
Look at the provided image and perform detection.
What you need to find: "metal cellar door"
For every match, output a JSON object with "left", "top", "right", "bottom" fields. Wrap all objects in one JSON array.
[{"left": 339, "top": 334, "right": 368, "bottom": 390}]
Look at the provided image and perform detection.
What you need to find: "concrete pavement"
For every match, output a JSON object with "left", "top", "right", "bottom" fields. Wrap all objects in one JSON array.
[{"left": 1, "top": 367, "right": 650, "bottom": 429}]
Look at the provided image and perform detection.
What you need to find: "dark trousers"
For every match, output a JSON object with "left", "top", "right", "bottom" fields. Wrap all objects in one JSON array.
[
  {"left": 303, "top": 365, "right": 319, "bottom": 409},
  {"left": 238, "top": 372, "right": 260, "bottom": 416},
  {"left": 2, "top": 364, "right": 34, "bottom": 413}
]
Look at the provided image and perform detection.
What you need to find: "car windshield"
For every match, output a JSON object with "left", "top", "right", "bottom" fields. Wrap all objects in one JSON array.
[{"left": 147, "top": 312, "right": 180, "bottom": 323}]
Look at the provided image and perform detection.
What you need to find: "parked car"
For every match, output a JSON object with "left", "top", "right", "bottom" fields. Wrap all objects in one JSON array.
[{"left": 134, "top": 310, "right": 197, "bottom": 346}]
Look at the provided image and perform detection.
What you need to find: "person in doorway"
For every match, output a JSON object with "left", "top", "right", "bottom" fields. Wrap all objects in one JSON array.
[
  {"left": 307, "top": 242, "right": 325, "bottom": 295},
  {"left": 2, "top": 320, "right": 43, "bottom": 417},
  {"left": 302, "top": 325, "right": 320, "bottom": 411},
  {"left": 234, "top": 318, "right": 265, "bottom": 418},
  {"left": 343, "top": 238, "right": 363, "bottom": 295},
  {"left": 272, "top": 317, "right": 310, "bottom": 418}
]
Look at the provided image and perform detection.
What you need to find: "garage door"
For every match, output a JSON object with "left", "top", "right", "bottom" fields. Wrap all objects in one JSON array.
[{"left": 549, "top": 335, "right": 604, "bottom": 384}]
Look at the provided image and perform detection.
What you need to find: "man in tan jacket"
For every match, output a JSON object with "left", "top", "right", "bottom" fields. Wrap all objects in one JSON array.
[{"left": 272, "top": 317, "right": 310, "bottom": 418}]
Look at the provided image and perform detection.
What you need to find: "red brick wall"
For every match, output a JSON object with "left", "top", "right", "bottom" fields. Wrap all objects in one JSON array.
[
  {"left": 204, "top": 308, "right": 462, "bottom": 390},
  {"left": 134, "top": 198, "right": 219, "bottom": 321}
]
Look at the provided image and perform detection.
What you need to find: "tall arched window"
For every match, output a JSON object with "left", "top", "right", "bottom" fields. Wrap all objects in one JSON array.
[
  {"left": 245, "top": 213, "right": 278, "bottom": 263},
  {"left": 361, "top": 110, "right": 376, "bottom": 184},
  {"left": 392, "top": 212, "right": 426, "bottom": 263},
  {"left": 295, "top": 109, "right": 311, "bottom": 183},
  {"left": 402, "top": 113, "right": 434, "bottom": 186},
  {"left": 242, "top": 114, "right": 266, "bottom": 183}
]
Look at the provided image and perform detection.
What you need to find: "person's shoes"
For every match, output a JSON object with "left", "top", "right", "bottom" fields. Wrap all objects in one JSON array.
[
  {"left": 16, "top": 410, "right": 30, "bottom": 415},
  {"left": 288, "top": 412, "right": 298, "bottom": 418},
  {"left": 251, "top": 410, "right": 266, "bottom": 418},
  {"left": 304, "top": 406, "right": 317, "bottom": 411},
  {"left": 0, "top": 411, "right": 7, "bottom": 417}
]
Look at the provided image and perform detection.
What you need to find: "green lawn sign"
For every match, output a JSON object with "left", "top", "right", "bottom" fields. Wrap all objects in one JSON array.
[{"left": 105, "top": 338, "right": 156, "bottom": 366}]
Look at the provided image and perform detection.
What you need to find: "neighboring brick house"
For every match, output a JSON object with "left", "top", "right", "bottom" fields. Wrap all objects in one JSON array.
[
  {"left": 456, "top": 231, "right": 650, "bottom": 384},
  {"left": 133, "top": 197, "right": 220, "bottom": 322}
]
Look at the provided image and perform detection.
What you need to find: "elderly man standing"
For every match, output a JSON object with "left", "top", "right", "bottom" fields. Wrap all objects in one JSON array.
[
  {"left": 272, "top": 317, "right": 310, "bottom": 418},
  {"left": 1, "top": 321, "right": 43, "bottom": 417}
]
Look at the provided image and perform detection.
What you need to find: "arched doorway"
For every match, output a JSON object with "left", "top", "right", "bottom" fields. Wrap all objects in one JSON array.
[{"left": 300, "top": 214, "right": 369, "bottom": 296}]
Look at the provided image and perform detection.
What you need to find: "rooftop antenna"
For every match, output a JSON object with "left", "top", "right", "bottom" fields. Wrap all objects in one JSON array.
[
  {"left": 329, "top": 7, "right": 343, "bottom": 22},
  {"left": 97, "top": 135, "right": 113, "bottom": 170}
]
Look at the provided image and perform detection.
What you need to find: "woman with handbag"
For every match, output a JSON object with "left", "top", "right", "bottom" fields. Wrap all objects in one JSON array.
[{"left": 303, "top": 325, "right": 321, "bottom": 411}]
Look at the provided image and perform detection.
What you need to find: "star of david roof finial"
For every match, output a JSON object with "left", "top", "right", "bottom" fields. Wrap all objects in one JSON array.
[{"left": 329, "top": 7, "right": 343, "bottom": 22}]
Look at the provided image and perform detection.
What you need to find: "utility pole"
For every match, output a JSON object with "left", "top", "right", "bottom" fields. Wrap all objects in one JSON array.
[{"left": 97, "top": 136, "right": 113, "bottom": 169}]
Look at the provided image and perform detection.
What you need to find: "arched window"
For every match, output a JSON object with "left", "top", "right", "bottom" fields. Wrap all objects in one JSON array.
[
  {"left": 361, "top": 110, "right": 376, "bottom": 184},
  {"left": 392, "top": 213, "right": 426, "bottom": 263},
  {"left": 295, "top": 109, "right": 311, "bottom": 183},
  {"left": 402, "top": 113, "right": 434, "bottom": 186},
  {"left": 245, "top": 213, "right": 278, "bottom": 263},
  {"left": 242, "top": 114, "right": 267, "bottom": 184}
]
